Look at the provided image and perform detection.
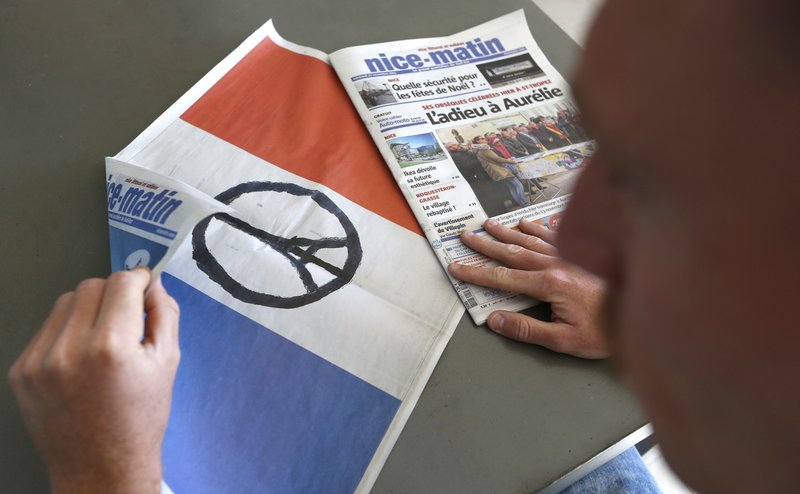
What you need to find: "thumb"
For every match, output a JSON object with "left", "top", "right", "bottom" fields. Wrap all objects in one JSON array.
[
  {"left": 486, "top": 311, "right": 567, "bottom": 354},
  {"left": 143, "top": 275, "right": 180, "bottom": 363}
]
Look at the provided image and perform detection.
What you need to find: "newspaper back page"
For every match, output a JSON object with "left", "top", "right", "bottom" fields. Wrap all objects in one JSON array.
[{"left": 109, "top": 20, "right": 463, "bottom": 493}]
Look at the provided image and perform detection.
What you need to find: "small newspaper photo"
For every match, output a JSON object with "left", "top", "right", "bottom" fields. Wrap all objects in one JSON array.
[{"left": 331, "top": 10, "right": 593, "bottom": 324}]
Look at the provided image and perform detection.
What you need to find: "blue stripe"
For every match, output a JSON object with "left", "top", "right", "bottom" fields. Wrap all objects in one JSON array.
[{"left": 161, "top": 274, "right": 400, "bottom": 494}]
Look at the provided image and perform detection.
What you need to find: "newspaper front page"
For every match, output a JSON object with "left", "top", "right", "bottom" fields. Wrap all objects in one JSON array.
[{"left": 331, "top": 10, "right": 594, "bottom": 324}]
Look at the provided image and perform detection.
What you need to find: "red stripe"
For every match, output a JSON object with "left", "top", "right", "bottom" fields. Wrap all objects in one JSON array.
[{"left": 181, "top": 37, "right": 422, "bottom": 236}]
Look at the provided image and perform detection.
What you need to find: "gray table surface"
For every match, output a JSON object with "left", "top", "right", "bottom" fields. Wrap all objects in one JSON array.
[{"left": 0, "top": 1, "right": 647, "bottom": 492}]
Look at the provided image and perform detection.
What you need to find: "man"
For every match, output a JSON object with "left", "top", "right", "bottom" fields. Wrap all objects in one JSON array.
[
  {"left": 9, "top": 1, "right": 800, "bottom": 493},
  {"left": 472, "top": 135, "right": 531, "bottom": 208},
  {"left": 514, "top": 123, "right": 545, "bottom": 155},
  {"left": 513, "top": 124, "right": 550, "bottom": 193},
  {"left": 542, "top": 116, "right": 571, "bottom": 148},
  {"left": 445, "top": 142, "right": 509, "bottom": 217},
  {"left": 557, "top": 110, "right": 584, "bottom": 143},
  {"left": 528, "top": 118, "right": 557, "bottom": 150},
  {"left": 449, "top": 0, "right": 800, "bottom": 492},
  {"left": 499, "top": 128, "right": 529, "bottom": 158}
]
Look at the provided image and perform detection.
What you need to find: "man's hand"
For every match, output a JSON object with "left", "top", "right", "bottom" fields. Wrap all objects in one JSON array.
[
  {"left": 448, "top": 219, "right": 608, "bottom": 359},
  {"left": 8, "top": 269, "right": 180, "bottom": 494}
]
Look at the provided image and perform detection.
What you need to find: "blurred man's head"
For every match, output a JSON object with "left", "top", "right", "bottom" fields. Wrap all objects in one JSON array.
[{"left": 559, "top": 0, "right": 800, "bottom": 492}]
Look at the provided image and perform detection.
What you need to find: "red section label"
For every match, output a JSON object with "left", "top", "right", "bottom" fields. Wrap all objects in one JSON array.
[{"left": 181, "top": 37, "right": 422, "bottom": 236}]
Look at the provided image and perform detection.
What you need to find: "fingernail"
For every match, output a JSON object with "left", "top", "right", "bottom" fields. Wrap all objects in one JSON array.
[
  {"left": 462, "top": 229, "right": 474, "bottom": 237},
  {"left": 448, "top": 262, "right": 462, "bottom": 272},
  {"left": 489, "top": 313, "right": 505, "bottom": 332},
  {"left": 486, "top": 219, "right": 499, "bottom": 228}
]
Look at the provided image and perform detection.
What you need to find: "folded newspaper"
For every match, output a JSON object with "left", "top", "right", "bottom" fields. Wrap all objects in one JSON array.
[
  {"left": 331, "top": 11, "right": 592, "bottom": 324},
  {"left": 107, "top": 10, "right": 591, "bottom": 493}
]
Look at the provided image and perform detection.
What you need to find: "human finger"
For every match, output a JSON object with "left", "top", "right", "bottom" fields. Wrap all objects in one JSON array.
[
  {"left": 486, "top": 310, "right": 567, "bottom": 352},
  {"left": 483, "top": 219, "right": 558, "bottom": 256},
  {"left": 9, "top": 292, "right": 75, "bottom": 387},
  {"left": 20, "top": 292, "right": 74, "bottom": 360},
  {"left": 142, "top": 275, "right": 180, "bottom": 363},
  {"left": 448, "top": 262, "right": 571, "bottom": 304},
  {"left": 448, "top": 261, "right": 550, "bottom": 298},
  {"left": 460, "top": 229, "right": 552, "bottom": 271},
  {"left": 517, "top": 218, "right": 558, "bottom": 245},
  {"left": 55, "top": 279, "right": 106, "bottom": 346},
  {"left": 487, "top": 310, "right": 606, "bottom": 358},
  {"left": 93, "top": 269, "right": 151, "bottom": 342}
]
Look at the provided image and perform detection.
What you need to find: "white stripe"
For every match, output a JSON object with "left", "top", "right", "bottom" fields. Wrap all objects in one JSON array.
[
  {"left": 128, "top": 119, "right": 462, "bottom": 398},
  {"left": 266, "top": 22, "right": 330, "bottom": 62}
]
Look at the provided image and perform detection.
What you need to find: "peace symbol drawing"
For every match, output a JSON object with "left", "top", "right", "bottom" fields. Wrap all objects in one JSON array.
[{"left": 192, "top": 181, "right": 363, "bottom": 309}]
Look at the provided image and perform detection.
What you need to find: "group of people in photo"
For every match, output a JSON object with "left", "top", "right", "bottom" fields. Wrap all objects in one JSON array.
[{"left": 445, "top": 110, "right": 587, "bottom": 215}]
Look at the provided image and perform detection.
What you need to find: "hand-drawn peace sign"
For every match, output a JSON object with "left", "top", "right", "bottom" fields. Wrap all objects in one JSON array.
[{"left": 192, "top": 181, "right": 362, "bottom": 309}]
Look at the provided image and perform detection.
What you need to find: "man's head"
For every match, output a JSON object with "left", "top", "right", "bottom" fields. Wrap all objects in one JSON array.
[{"left": 559, "top": 0, "right": 800, "bottom": 491}]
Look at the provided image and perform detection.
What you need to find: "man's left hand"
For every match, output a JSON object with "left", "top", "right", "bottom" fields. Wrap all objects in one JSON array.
[{"left": 448, "top": 219, "right": 609, "bottom": 359}]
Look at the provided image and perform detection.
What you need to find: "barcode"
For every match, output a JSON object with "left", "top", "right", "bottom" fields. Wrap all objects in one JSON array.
[{"left": 455, "top": 281, "right": 478, "bottom": 309}]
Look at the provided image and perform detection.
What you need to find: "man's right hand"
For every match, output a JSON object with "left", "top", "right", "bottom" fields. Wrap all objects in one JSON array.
[{"left": 8, "top": 269, "right": 180, "bottom": 494}]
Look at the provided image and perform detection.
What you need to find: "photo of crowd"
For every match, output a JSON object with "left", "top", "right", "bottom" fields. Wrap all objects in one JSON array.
[{"left": 437, "top": 104, "right": 590, "bottom": 217}]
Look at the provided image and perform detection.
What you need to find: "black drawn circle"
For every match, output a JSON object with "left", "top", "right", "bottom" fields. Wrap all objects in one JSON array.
[{"left": 192, "top": 181, "right": 362, "bottom": 309}]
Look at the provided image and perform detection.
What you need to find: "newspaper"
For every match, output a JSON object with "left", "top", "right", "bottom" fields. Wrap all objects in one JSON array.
[
  {"left": 109, "top": 17, "right": 462, "bottom": 494},
  {"left": 105, "top": 10, "right": 590, "bottom": 493},
  {"left": 106, "top": 158, "right": 232, "bottom": 277},
  {"left": 331, "top": 10, "right": 593, "bottom": 324}
]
